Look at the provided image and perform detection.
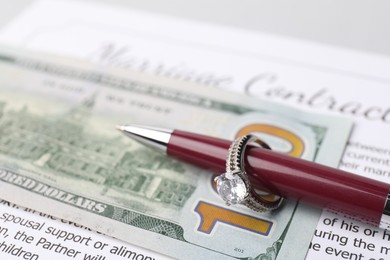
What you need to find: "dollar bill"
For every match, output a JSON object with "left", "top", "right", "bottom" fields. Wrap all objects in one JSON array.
[{"left": 0, "top": 47, "right": 352, "bottom": 259}]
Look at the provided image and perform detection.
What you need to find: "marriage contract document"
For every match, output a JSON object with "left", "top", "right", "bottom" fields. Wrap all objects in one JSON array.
[{"left": 1, "top": 0, "right": 390, "bottom": 259}]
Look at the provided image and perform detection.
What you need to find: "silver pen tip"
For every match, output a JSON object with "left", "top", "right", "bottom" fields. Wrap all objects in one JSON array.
[{"left": 114, "top": 124, "right": 173, "bottom": 153}]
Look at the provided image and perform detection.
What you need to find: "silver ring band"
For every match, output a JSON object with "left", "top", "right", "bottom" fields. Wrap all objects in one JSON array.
[{"left": 214, "top": 135, "right": 283, "bottom": 212}]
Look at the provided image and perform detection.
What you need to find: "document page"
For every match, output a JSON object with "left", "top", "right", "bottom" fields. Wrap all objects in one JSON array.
[
  {"left": 0, "top": 200, "right": 169, "bottom": 260},
  {"left": 1, "top": 0, "right": 390, "bottom": 259}
]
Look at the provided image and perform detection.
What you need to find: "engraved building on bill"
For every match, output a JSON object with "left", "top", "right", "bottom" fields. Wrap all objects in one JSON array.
[{"left": 0, "top": 99, "right": 194, "bottom": 208}]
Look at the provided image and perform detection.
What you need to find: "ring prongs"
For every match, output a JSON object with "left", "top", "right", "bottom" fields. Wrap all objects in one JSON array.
[{"left": 214, "top": 135, "right": 284, "bottom": 213}]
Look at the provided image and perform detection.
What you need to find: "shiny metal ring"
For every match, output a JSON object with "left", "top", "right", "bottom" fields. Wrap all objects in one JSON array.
[{"left": 214, "top": 135, "right": 284, "bottom": 212}]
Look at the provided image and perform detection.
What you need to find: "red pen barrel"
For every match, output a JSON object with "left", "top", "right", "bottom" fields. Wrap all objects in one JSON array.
[{"left": 167, "top": 130, "right": 390, "bottom": 225}]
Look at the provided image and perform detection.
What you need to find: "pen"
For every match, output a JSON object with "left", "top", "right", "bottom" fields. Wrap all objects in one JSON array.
[{"left": 117, "top": 124, "right": 390, "bottom": 229}]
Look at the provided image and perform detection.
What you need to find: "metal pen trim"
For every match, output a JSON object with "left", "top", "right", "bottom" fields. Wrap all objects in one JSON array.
[
  {"left": 116, "top": 124, "right": 172, "bottom": 152},
  {"left": 380, "top": 191, "right": 390, "bottom": 229}
]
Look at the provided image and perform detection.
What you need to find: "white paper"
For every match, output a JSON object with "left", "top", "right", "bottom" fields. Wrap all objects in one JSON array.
[
  {"left": 0, "top": 200, "right": 170, "bottom": 260},
  {"left": 1, "top": 0, "right": 390, "bottom": 259}
]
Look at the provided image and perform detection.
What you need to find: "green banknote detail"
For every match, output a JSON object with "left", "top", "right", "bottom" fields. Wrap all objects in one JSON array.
[
  {"left": 0, "top": 54, "right": 251, "bottom": 115},
  {"left": 0, "top": 168, "right": 187, "bottom": 241}
]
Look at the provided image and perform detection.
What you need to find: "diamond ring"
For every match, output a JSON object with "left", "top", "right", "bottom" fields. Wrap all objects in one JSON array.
[{"left": 214, "top": 135, "right": 284, "bottom": 212}]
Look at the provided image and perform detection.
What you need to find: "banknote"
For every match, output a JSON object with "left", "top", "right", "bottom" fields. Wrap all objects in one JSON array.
[{"left": 0, "top": 47, "right": 352, "bottom": 259}]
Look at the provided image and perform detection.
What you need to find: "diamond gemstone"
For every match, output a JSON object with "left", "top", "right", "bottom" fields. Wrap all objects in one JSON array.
[{"left": 216, "top": 173, "right": 247, "bottom": 204}]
